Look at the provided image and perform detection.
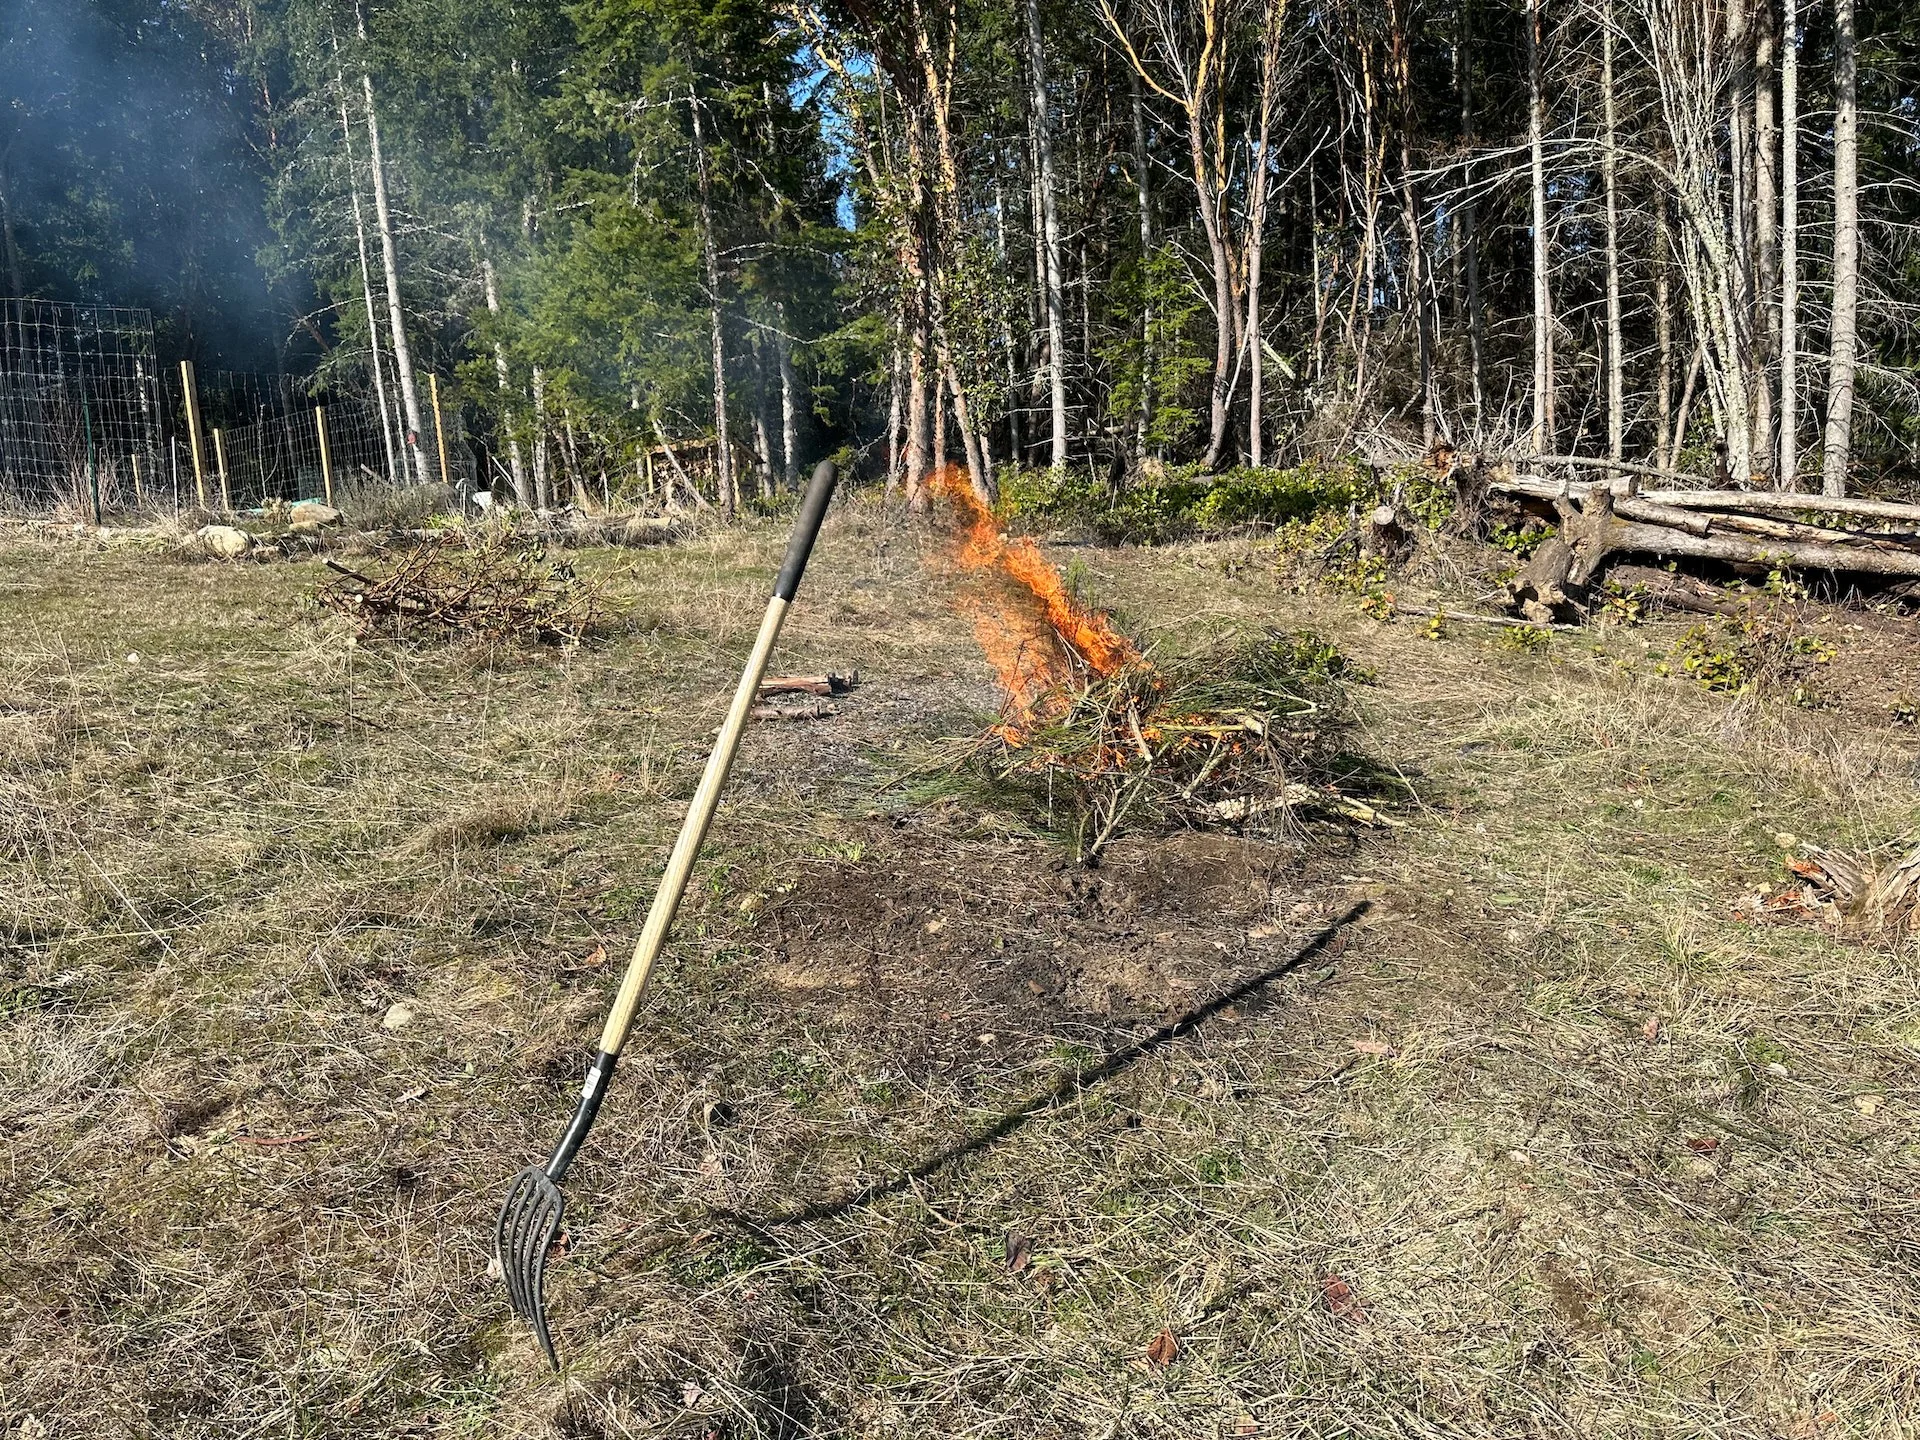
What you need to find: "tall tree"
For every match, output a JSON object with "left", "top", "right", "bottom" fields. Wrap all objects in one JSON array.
[{"left": 1822, "top": 0, "right": 1859, "bottom": 497}]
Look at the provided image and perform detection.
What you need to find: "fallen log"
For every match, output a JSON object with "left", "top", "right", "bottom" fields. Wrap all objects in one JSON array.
[
  {"left": 1600, "top": 517, "right": 1920, "bottom": 578},
  {"left": 1638, "top": 489, "right": 1920, "bottom": 528},
  {"left": 1491, "top": 477, "right": 1920, "bottom": 576},
  {"left": 1498, "top": 466, "right": 1920, "bottom": 530},
  {"left": 757, "top": 670, "right": 860, "bottom": 698},
  {"left": 750, "top": 698, "right": 839, "bottom": 721}
]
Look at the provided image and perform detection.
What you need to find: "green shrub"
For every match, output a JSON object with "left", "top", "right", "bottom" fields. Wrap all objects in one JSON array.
[{"left": 997, "top": 459, "right": 1367, "bottom": 545}]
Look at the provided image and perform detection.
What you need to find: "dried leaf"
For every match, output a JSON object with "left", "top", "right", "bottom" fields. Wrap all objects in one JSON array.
[
  {"left": 1322, "top": 1275, "right": 1363, "bottom": 1319},
  {"left": 1144, "top": 1329, "right": 1179, "bottom": 1366},
  {"left": 1004, "top": 1231, "right": 1033, "bottom": 1274},
  {"left": 1233, "top": 1416, "right": 1260, "bottom": 1438},
  {"left": 1686, "top": 1136, "right": 1720, "bottom": 1154},
  {"left": 1640, "top": 1015, "right": 1660, "bottom": 1041},
  {"left": 1349, "top": 1038, "right": 1394, "bottom": 1057}
]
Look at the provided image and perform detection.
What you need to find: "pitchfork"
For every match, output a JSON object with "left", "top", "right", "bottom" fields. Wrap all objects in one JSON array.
[{"left": 495, "top": 460, "right": 839, "bottom": 1367}]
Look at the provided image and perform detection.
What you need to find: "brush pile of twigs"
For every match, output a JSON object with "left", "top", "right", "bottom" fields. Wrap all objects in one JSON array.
[
  {"left": 316, "top": 530, "right": 605, "bottom": 644},
  {"left": 948, "top": 631, "right": 1387, "bottom": 856}
]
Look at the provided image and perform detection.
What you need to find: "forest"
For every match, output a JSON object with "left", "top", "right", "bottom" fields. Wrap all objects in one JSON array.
[{"left": 4, "top": 0, "right": 1918, "bottom": 507}]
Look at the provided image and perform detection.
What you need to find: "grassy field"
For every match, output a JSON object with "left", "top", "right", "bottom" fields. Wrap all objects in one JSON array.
[{"left": 2, "top": 502, "right": 1918, "bottom": 1438}]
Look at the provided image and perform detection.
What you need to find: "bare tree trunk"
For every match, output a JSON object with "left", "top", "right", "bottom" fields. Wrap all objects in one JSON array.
[
  {"left": 1390, "top": 0, "right": 1434, "bottom": 451},
  {"left": 1752, "top": 0, "right": 1778, "bottom": 481},
  {"left": 1602, "top": 0, "right": 1624, "bottom": 463},
  {"left": 905, "top": 289, "right": 931, "bottom": 510},
  {"left": 1247, "top": 0, "right": 1282, "bottom": 467},
  {"left": 1821, "top": 0, "right": 1857, "bottom": 498},
  {"left": 991, "top": 173, "right": 1024, "bottom": 463},
  {"left": 1778, "top": 0, "right": 1800, "bottom": 489},
  {"left": 1193, "top": 99, "right": 1236, "bottom": 470},
  {"left": 752, "top": 330, "right": 776, "bottom": 500},
  {"left": 885, "top": 315, "right": 905, "bottom": 493},
  {"left": 690, "top": 98, "right": 735, "bottom": 516},
  {"left": 1456, "top": 0, "right": 1485, "bottom": 427},
  {"left": 360, "top": 69, "right": 428, "bottom": 484},
  {"left": 531, "top": 364, "right": 550, "bottom": 509},
  {"left": 1656, "top": 199, "right": 1674, "bottom": 464},
  {"left": 481, "top": 257, "right": 528, "bottom": 505},
  {"left": 1130, "top": 71, "right": 1152, "bottom": 459},
  {"left": 775, "top": 301, "right": 799, "bottom": 489},
  {"left": 1527, "top": 0, "right": 1554, "bottom": 454},
  {"left": 1026, "top": 0, "right": 1069, "bottom": 469},
  {"left": 337, "top": 83, "right": 399, "bottom": 486}
]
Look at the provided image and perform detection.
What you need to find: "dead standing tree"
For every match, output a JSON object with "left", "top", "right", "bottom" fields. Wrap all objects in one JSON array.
[{"left": 1101, "top": 0, "right": 1250, "bottom": 472}]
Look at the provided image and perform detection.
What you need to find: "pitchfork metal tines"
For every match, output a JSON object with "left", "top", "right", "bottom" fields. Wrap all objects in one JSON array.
[{"left": 494, "top": 460, "right": 839, "bottom": 1369}]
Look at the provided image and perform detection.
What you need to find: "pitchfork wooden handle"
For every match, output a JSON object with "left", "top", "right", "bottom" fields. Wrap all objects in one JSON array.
[{"left": 595, "top": 459, "right": 839, "bottom": 1058}]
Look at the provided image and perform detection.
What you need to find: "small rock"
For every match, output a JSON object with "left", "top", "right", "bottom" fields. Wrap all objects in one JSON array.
[
  {"left": 195, "top": 524, "right": 253, "bottom": 559},
  {"left": 380, "top": 1002, "right": 415, "bottom": 1031}
]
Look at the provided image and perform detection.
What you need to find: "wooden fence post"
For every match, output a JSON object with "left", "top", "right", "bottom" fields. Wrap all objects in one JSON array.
[
  {"left": 179, "top": 360, "right": 208, "bottom": 511},
  {"left": 213, "top": 427, "right": 231, "bottom": 514},
  {"left": 315, "top": 406, "right": 334, "bottom": 507},
  {"left": 132, "top": 453, "right": 145, "bottom": 509}
]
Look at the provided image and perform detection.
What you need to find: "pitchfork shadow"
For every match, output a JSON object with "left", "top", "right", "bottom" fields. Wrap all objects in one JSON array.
[{"left": 718, "top": 899, "right": 1370, "bottom": 1233}]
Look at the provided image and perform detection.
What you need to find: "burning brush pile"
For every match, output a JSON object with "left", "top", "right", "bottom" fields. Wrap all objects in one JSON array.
[{"left": 929, "top": 469, "right": 1384, "bottom": 856}]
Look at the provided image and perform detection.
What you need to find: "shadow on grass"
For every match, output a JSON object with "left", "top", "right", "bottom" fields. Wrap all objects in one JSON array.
[{"left": 726, "top": 898, "right": 1370, "bottom": 1231}]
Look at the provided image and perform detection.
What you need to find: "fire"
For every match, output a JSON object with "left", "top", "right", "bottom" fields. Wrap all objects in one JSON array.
[{"left": 928, "top": 466, "right": 1142, "bottom": 729}]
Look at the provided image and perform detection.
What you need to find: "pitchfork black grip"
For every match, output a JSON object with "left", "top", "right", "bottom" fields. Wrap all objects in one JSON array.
[
  {"left": 773, "top": 459, "right": 839, "bottom": 602},
  {"left": 546, "top": 1049, "right": 618, "bottom": 1182}
]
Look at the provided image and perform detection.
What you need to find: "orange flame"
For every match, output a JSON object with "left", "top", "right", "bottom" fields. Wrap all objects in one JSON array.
[{"left": 928, "top": 466, "right": 1141, "bottom": 730}]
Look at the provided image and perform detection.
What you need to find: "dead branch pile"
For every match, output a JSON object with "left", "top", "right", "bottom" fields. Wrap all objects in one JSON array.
[
  {"left": 316, "top": 531, "right": 605, "bottom": 643},
  {"left": 1739, "top": 843, "right": 1920, "bottom": 940},
  {"left": 1462, "top": 455, "right": 1920, "bottom": 622},
  {"left": 942, "top": 632, "right": 1389, "bottom": 857}
]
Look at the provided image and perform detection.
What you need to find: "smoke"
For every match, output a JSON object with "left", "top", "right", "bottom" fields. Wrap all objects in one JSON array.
[{"left": 0, "top": 0, "right": 294, "bottom": 368}]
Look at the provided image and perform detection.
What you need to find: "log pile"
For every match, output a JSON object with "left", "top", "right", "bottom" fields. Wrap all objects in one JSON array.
[
  {"left": 750, "top": 671, "right": 859, "bottom": 722},
  {"left": 1470, "top": 455, "right": 1920, "bottom": 623}
]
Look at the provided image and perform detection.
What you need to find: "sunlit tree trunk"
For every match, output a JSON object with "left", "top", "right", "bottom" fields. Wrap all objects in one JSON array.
[
  {"left": 1602, "top": 0, "right": 1624, "bottom": 463},
  {"left": 1130, "top": 70, "right": 1152, "bottom": 460},
  {"left": 481, "top": 257, "right": 528, "bottom": 505},
  {"left": 775, "top": 301, "right": 799, "bottom": 489},
  {"left": 360, "top": 70, "right": 428, "bottom": 484},
  {"left": 1527, "top": 0, "right": 1553, "bottom": 454},
  {"left": 336, "top": 82, "right": 399, "bottom": 486},
  {"left": 1247, "top": 0, "right": 1282, "bottom": 466},
  {"left": 1778, "top": 0, "right": 1800, "bottom": 489},
  {"left": 531, "top": 364, "right": 550, "bottom": 509},
  {"left": 1390, "top": 0, "right": 1434, "bottom": 450},
  {"left": 1751, "top": 0, "right": 1777, "bottom": 481},
  {"left": 1026, "top": 0, "right": 1068, "bottom": 468},
  {"left": 690, "top": 97, "right": 735, "bottom": 516},
  {"left": 1821, "top": 0, "right": 1858, "bottom": 498},
  {"left": 1456, "top": 0, "right": 1485, "bottom": 427}
]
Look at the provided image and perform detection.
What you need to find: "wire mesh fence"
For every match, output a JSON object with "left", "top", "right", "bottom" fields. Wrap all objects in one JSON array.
[
  {"left": 0, "top": 299, "right": 166, "bottom": 511},
  {"left": 0, "top": 297, "right": 473, "bottom": 514}
]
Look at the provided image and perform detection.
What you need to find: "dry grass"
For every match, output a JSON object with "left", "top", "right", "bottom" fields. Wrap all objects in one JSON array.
[{"left": 2, "top": 506, "right": 1918, "bottom": 1438}]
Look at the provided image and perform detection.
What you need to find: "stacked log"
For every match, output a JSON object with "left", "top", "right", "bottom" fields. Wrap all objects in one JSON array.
[{"left": 1479, "top": 455, "right": 1920, "bottom": 622}]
